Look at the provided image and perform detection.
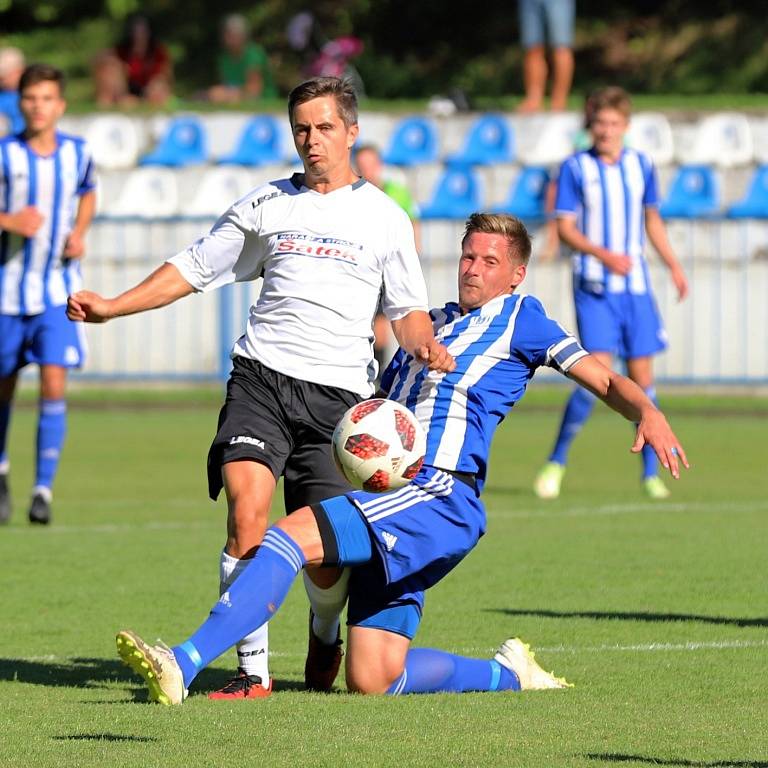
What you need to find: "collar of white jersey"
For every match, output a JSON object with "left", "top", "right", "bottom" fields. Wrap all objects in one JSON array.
[{"left": 290, "top": 172, "right": 368, "bottom": 195}]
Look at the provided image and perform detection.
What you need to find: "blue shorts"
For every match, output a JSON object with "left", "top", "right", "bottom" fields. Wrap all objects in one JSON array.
[
  {"left": 315, "top": 466, "right": 486, "bottom": 639},
  {"left": 574, "top": 289, "right": 667, "bottom": 360},
  {"left": 518, "top": 0, "right": 575, "bottom": 49},
  {"left": 0, "top": 305, "right": 86, "bottom": 378}
]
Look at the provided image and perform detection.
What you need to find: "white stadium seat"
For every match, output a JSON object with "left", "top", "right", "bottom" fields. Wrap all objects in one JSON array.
[
  {"left": 103, "top": 167, "right": 180, "bottom": 217},
  {"left": 627, "top": 112, "right": 675, "bottom": 166},
  {"left": 675, "top": 112, "right": 754, "bottom": 168},
  {"left": 84, "top": 115, "right": 143, "bottom": 170},
  {"left": 186, "top": 166, "right": 255, "bottom": 216},
  {"left": 514, "top": 112, "right": 581, "bottom": 166}
]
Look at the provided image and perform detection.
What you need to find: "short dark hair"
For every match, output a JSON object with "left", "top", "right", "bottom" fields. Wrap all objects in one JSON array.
[
  {"left": 288, "top": 77, "right": 358, "bottom": 128},
  {"left": 462, "top": 213, "right": 532, "bottom": 265},
  {"left": 588, "top": 86, "right": 632, "bottom": 120},
  {"left": 18, "top": 63, "right": 65, "bottom": 95}
]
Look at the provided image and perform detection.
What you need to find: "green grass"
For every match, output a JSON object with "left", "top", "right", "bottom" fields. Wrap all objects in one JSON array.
[{"left": 1, "top": 389, "right": 766, "bottom": 767}]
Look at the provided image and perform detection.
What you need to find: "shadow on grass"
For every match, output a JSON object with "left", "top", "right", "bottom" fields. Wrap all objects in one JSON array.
[
  {"left": 490, "top": 608, "right": 768, "bottom": 628},
  {"left": 0, "top": 657, "right": 306, "bottom": 700},
  {"left": 52, "top": 734, "right": 158, "bottom": 742},
  {"left": 585, "top": 754, "right": 768, "bottom": 767}
]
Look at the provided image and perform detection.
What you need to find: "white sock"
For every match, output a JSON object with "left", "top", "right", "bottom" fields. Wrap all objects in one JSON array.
[
  {"left": 303, "top": 568, "right": 350, "bottom": 645},
  {"left": 220, "top": 549, "right": 270, "bottom": 682}
]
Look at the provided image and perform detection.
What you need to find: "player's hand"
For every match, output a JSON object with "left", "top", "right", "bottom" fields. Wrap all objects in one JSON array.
[
  {"left": 66, "top": 290, "right": 114, "bottom": 323},
  {"left": 63, "top": 231, "right": 85, "bottom": 259},
  {"left": 600, "top": 249, "right": 632, "bottom": 276},
  {"left": 8, "top": 206, "right": 43, "bottom": 238},
  {"left": 670, "top": 264, "right": 689, "bottom": 301},
  {"left": 415, "top": 339, "right": 455, "bottom": 373},
  {"left": 630, "top": 409, "right": 689, "bottom": 480}
]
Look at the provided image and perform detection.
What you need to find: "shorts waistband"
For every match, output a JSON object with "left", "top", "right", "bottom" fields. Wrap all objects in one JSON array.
[{"left": 426, "top": 465, "right": 477, "bottom": 493}]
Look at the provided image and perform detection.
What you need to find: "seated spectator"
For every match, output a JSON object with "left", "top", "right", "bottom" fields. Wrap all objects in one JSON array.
[
  {"left": 94, "top": 13, "right": 173, "bottom": 108},
  {"left": 0, "top": 47, "right": 25, "bottom": 134},
  {"left": 208, "top": 14, "right": 277, "bottom": 103}
]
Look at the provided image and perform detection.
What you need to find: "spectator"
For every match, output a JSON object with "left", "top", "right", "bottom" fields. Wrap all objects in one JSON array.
[
  {"left": 93, "top": 14, "right": 173, "bottom": 108},
  {"left": 0, "top": 47, "right": 25, "bottom": 134},
  {"left": 517, "top": 0, "right": 575, "bottom": 112},
  {"left": 208, "top": 14, "right": 277, "bottom": 103},
  {"left": 354, "top": 143, "right": 421, "bottom": 374}
]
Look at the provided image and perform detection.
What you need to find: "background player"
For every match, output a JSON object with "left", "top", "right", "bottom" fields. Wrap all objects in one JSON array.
[
  {"left": 68, "top": 76, "right": 452, "bottom": 699},
  {"left": 0, "top": 64, "right": 96, "bottom": 525},
  {"left": 113, "top": 212, "right": 688, "bottom": 704},
  {"left": 534, "top": 86, "right": 689, "bottom": 501}
]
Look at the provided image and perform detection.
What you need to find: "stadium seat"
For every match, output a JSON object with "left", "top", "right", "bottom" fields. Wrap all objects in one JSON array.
[
  {"left": 217, "top": 115, "right": 284, "bottom": 166},
  {"left": 515, "top": 113, "right": 581, "bottom": 166},
  {"left": 420, "top": 167, "right": 482, "bottom": 219},
  {"left": 139, "top": 116, "right": 208, "bottom": 167},
  {"left": 491, "top": 166, "right": 550, "bottom": 222},
  {"left": 675, "top": 112, "right": 754, "bottom": 168},
  {"left": 659, "top": 165, "right": 720, "bottom": 219},
  {"left": 84, "top": 115, "right": 142, "bottom": 170},
  {"left": 382, "top": 116, "right": 439, "bottom": 166},
  {"left": 445, "top": 114, "right": 514, "bottom": 166},
  {"left": 726, "top": 165, "right": 768, "bottom": 218},
  {"left": 187, "top": 167, "right": 255, "bottom": 216},
  {"left": 103, "top": 167, "right": 180, "bottom": 217},
  {"left": 626, "top": 112, "right": 675, "bottom": 166}
]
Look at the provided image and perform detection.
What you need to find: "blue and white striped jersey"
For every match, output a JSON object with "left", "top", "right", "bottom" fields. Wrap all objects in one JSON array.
[
  {"left": 0, "top": 132, "right": 96, "bottom": 315},
  {"left": 380, "top": 293, "right": 588, "bottom": 492},
  {"left": 556, "top": 147, "right": 658, "bottom": 295}
]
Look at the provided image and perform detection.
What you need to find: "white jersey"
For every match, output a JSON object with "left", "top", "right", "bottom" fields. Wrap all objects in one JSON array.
[
  {"left": 169, "top": 174, "right": 428, "bottom": 396},
  {"left": 0, "top": 131, "right": 96, "bottom": 315}
]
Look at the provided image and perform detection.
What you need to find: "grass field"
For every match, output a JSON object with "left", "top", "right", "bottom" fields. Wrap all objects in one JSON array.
[{"left": 0, "top": 387, "right": 766, "bottom": 768}]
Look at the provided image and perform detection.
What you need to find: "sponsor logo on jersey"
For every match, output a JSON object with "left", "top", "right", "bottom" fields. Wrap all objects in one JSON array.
[
  {"left": 230, "top": 435, "right": 266, "bottom": 449},
  {"left": 275, "top": 232, "right": 363, "bottom": 264},
  {"left": 252, "top": 191, "right": 284, "bottom": 208}
]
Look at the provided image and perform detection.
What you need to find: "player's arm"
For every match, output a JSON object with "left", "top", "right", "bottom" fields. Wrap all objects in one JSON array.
[
  {"left": 557, "top": 215, "right": 632, "bottom": 276},
  {"left": 63, "top": 190, "right": 97, "bottom": 259},
  {"left": 0, "top": 206, "right": 44, "bottom": 238},
  {"left": 645, "top": 206, "right": 688, "bottom": 300},
  {"left": 566, "top": 354, "right": 689, "bottom": 479},
  {"left": 391, "top": 311, "right": 455, "bottom": 373},
  {"left": 67, "top": 263, "right": 194, "bottom": 323}
]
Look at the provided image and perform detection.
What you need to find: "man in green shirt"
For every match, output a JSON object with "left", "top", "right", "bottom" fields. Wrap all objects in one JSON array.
[{"left": 209, "top": 14, "right": 276, "bottom": 103}]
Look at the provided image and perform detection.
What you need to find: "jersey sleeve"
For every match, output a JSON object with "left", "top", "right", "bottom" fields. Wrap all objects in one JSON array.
[
  {"left": 640, "top": 153, "right": 659, "bottom": 207},
  {"left": 513, "top": 296, "right": 588, "bottom": 373},
  {"left": 77, "top": 141, "right": 97, "bottom": 195},
  {"left": 379, "top": 205, "right": 428, "bottom": 321},
  {"left": 554, "top": 156, "right": 581, "bottom": 216},
  {"left": 379, "top": 347, "right": 406, "bottom": 395},
  {"left": 167, "top": 203, "right": 264, "bottom": 292}
]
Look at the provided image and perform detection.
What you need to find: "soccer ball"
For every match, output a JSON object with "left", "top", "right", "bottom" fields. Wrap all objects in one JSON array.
[{"left": 332, "top": 398, "right": 426, "bottom": 492}]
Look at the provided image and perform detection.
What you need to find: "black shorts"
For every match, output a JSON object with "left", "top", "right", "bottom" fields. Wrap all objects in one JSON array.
[{"left": 207, "top": 357, "right": 362, "bottom": 512}]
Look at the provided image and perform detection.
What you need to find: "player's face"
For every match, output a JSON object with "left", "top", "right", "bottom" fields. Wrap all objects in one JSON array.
[
  {"left": 292, "top": 96, "right": 359, "bottom": 185},
  {"left": 590, "top": 107, "right": 628, "bottom": 160},
  {"left": 458, "top": 232, "right": 527, "bottom": 311},
  {"left": 20, "top": 80, "right": 65, "bottom": 135}
]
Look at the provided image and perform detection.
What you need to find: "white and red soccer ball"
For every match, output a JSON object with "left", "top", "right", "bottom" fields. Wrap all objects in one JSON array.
[{"left": 332, "top": 398, "right": 426, "bottom": 492}]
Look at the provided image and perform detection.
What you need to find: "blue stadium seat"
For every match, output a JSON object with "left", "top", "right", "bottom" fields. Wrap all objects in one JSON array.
[
  {"left": 491, "top": 166, "right": 550, "bottom": 222},
  {"left": 217, "top": 115, "right": 283, "bottom": 166},
  {"left": 420, "top": 167, "right": 482, "bottom": 220},
  {"left": 382, "top": 116, "right": 439, "bottom": 166},
  {"left": 726, "top": 165, "right": 768, "bottom": 218},
  {"left": 659, "top": 165, "right": 720, "bottom": 219},
  {"left": 139, "top": 116, "right": 208, "bottom": 167},
  {"left": 446, "top": 114, "right": 514, "bottom": 166}
]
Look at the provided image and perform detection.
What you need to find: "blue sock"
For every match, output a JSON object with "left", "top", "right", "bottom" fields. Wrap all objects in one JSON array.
[
  {"left": 639, "top": 386, "right": 660, "bottom": 479},
  {"left": 35, "top": 399, "right": 67, "bottom": 490},
  {"left": 172, "top": 527, "right": 306, "bottom": 689},
  {"left": 387, "top": 648, "right": 521, "bottom": 695},
  {"left": 549, "top": 387, "right": 597, "bottom": 465},
  {"left": 0, "top": 401, "right": 11, "bottom": 467}
]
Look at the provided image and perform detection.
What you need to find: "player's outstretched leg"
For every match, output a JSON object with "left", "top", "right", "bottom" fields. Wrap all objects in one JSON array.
[
  {"left": 384, "top": 639, "right": 571, "bottom": 695},
  {"left": 116, "top": 630, "right": 187, "bottom": 705}
]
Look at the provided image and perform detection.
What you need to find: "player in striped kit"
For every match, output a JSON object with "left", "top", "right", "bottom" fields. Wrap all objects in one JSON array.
[
  {"left": 534, "top": 86, "right": 689, "bottom": 501},
  {"left": 0, "top": 64, "right": 96, "bottom": 525},
  {"left": 114, "top": 213, "right": 688, "bottom": 703}
]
